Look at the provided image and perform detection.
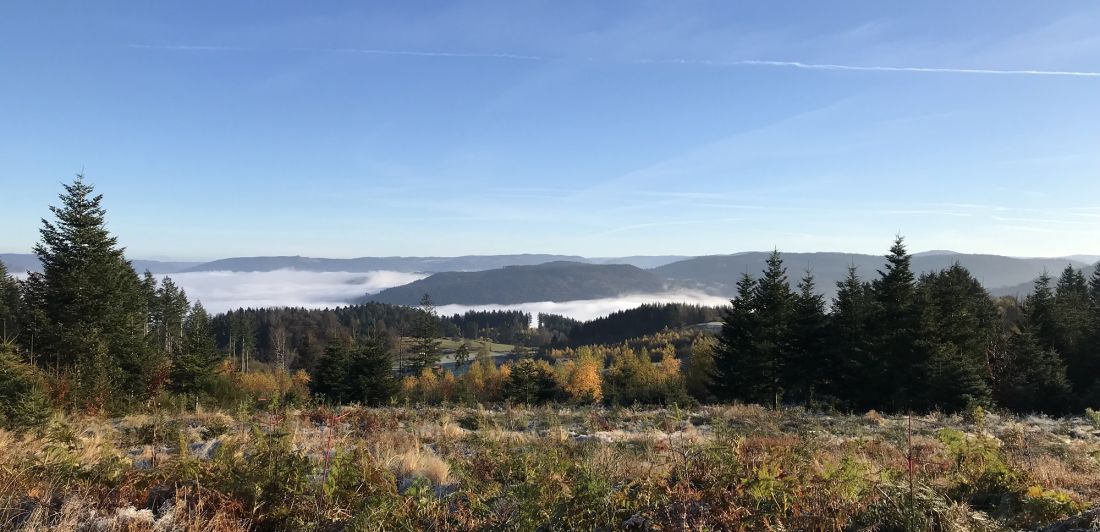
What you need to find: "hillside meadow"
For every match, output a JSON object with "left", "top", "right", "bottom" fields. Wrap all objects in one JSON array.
[{"left": 3, "top": 404, "right": 1100, "bottom": 531}]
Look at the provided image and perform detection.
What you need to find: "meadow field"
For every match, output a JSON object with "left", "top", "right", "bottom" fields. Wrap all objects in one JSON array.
[{"left": 3, "top": 404, "right": 1100, "bottom": 531}]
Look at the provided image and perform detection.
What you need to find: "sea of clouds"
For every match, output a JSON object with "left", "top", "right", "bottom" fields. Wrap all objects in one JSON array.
[
  {"left": 20, "top": 269, "right": 731, "bottom": 321},
  {"left": 435, "top": 291, "right": 731, "bottom": 324},
  {"left": 167, "top": 270, "right": 428, "bottom": 313}
]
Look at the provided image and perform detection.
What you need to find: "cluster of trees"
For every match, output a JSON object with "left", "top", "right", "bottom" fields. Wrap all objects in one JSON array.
[
  {"left": 0, "top": 176, "right": 222, "bottom": 413},
  {"left": 539, "top": 303, "right": 722, "bottom": 346},
  {"left": 711, "top": 238, "right": 1097, "bottom": 414},
  {"left": 5, "top": 177, "right": 1099, "bottom": 418},
  {"left": 321, "top": 336, "right": 694, "bottom": 407},
  {"left": 206, "top": 306, "right": 537, "bottom": 372}
]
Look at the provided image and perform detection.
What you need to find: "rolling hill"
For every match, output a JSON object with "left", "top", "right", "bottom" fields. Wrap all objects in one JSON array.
[
  {"left": 653, "top": 252, "right": 1089, "bottom": 300},
  {"left": 366, "top": 261, "right": 674, "bottom": 305}
]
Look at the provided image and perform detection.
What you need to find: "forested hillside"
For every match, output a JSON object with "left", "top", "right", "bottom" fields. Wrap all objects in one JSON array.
[{"left": 367, "top": 261, "right": 673, "bottom": 305}]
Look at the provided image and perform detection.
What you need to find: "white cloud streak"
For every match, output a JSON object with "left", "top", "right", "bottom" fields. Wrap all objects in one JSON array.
[
  {"left": 127, "top": 44, "right": 1100, "bottom": 78},
  {"left": 651, "top": 58, "right": 1100, "bottom": 78}
]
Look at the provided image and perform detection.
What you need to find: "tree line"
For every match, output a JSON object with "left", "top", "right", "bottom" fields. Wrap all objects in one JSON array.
[
  {"left": 711, "top": 238, "right": 1095, "bottom": 414},
  {"left": 2, "top": 176, "right": 1097, "bottom": 420}
]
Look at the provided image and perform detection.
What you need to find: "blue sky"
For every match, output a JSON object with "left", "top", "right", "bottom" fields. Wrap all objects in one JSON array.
[{"left": 2, "top": 1, "right": 1099, "bottom": 260}]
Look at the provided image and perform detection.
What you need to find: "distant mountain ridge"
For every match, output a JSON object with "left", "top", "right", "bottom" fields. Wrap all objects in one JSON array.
[
  {"left": 4, "top": 250, "right": 1096, "bottom": 307},
  {"left": 367, "top": 261, "right": 674, "bottom": 305},
  {"left": 180, "top": 254, "right": 690, "bottom": 273},
  {"left": 182, "top": 254, "right": 590, "bottom": 273},
  {"left": 0, "top": 253, "right": 200, "bottom": 274},
  {"left": 654, "top": 252, "right": 1091, "bottom": 301}
]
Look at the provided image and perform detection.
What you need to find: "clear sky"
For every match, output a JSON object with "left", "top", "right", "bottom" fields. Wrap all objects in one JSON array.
[{"left": 2, "top": 1, "right": 1099, "bottom": 260}]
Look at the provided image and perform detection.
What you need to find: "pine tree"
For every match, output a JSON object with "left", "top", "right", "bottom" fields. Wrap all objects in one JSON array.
[
  {"left": 505, "top": 358, "right": 557, "bottom": 404},
  {"left": 454, "top": 342, "right": 471, "bottom": 369},
  {"left": 752, "top": 250, "right": 794, "bottom": 408},
  {"left": 170, "top": 303, "right": 220, "bottom": 398},
  {"left": 713, "top": 272, "right": 757, "bottom": 401},
  {"left": 1025, "top": 272, "right": 1058, "bottom": 350},
  {"left": 347, "top": 340, "right": 398, "bottom": 406},
  {"left": 993, "top": 326, "right": 1070, "bottom": 414},
  {"left": 830, "top": 266, "right": 876, "bottom": 410},
  {"left": 917, "top": 264, "right": 995, "bottom": 411},
  {"left": 1053, "top": 265, "right": 1092, "bottom": 391},
  {"left": 27, "top": 175, "right": 158, "bottom": 407},
  {"left": 407, "top": 294, "right": 442, "bottom": 374},
  {"left": 152, "top": 276, "right": 190, "bottom": 358},
  {"left": 0, "top": 261, "right": 20, "bottom": 342},
  {"left": 0, "top": 343, "right": 50, "bottom": 430},
  {"left": 311, "top": 343, "right": 353, "bottom": 403},
  {"left": 788, "top": 270, "right": 829, "bottom": 404},
  {"left": 870, "top": 236, "right": 924, "bottom": 411}
]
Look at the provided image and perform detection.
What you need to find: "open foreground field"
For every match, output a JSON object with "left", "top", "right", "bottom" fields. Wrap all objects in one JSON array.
[{"left": 3, "top": 405, "right": 1100, "bottom": 531}]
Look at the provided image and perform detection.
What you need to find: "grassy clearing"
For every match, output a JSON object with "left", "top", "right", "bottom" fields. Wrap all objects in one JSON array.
[
  {"left": 437, "top": 338, "right": 515, "bottom": 353},
  {"left": 1, "top": 405, "right": 1098, "bottom": 530}
]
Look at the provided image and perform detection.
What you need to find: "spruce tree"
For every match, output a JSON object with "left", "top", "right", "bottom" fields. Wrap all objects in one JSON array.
[
  {"left": 152, "top": 276, "right": 190, "bottom": 358},
  {"left": 407, "top": 294, "right": 442, "bottom": 374},
  {"left": 27, "top": 175, "right": 158, "bottom": 408},
  {"left": 170, "top": 303, "right": 219, "bottom": 398},
  {"left": 1025, "top": 272, "right": 1058, "bottom": 350},
  {"left": 870, "top": 236, "right": 924, "bottom": 411},
  {"left": 993, "top": 326, "right": 1070, "bottom": 414},
  {"left": 788, "top": 270, "right": 829, "bottom": 404},
  {"left": 0, "top": 261, "right": 20, "bottom": 342},
  {"left": 752, "top": 251, "right": 794, "bottom": 408},
  {"left": 713, "top": 272, "right": 757, "bottom": 401},
  {"left": 347, "top": 340, "right": 397, "bottom": 406},
  {"left": 917, "top": 264, "right": 995, "bottom": 411},
  {"left": 311, "top": 343, "right": 353, "bottom": 403},
  {"left": 454, "top": 342, "right": 471, "bottom": 370},
  {"left": 830, "top": 266, "right": 876, "bottom": 410},
  {"left": 1053, "top": 265, "right": 1092, "bottom": 391}
]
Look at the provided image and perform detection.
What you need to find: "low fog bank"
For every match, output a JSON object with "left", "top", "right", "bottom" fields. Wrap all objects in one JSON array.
[
  {"left": 167, "top": 270, "right": 428, "bottom": 313},
  {"left": 436, "top": 291, "right": 731, "bottom": 324}
]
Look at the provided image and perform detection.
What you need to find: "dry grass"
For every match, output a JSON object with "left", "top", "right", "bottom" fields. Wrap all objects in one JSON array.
[{"left": 2, "top": 405, "right": 1100, "bottom": 530}]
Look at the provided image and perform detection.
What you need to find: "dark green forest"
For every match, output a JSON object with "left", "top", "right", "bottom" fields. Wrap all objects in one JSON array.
[{"left": 2, "top": 176, "right": 1098, "bottom": 425}]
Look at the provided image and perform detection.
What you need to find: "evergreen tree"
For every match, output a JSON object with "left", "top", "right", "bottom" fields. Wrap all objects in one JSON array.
[
  {"left": 505, "top": 358, "right": 557, "bottom": 404},
  {"left": 152, "top": 276, "right": 190, "bottom": 358},
  {"left": 752, "top": 250, "right": 794, "bottom": 408},
  {"left": 311, "top": 340, "right": 397, "bottom": 405},
  {"left": 170, "top": 303, "right": 219, "bottom": 397},
  {"left": 869, "top": 236, "right": 924, "bottom": 411},
  {"left": 917, "top": 264, "right": 996, "bottom": 411},
  {"left": 347, "top": 341, "right": 398, "bottom": 406},
  {"left": 406, "top": 294, "right": 442, "bottom": 374},
  {"left": 26, "top": 175, "right": 158, "bottom": 408},
  {"left": 311, "top": 343, "right": 353, "bottom": 403},
  {"left": 788, "top": 270, "right": 829, "bottom": 404},
  {"left": 1025, "top": 272, "right": 1058, "bottom": 351},
  {"left": 0, "top": 342, "right": 50, "bottom": 430},
  {"left": 1053, "top": 265, "right": 1092, "bottom": 391},
  {"left": 830, "top": 266, "right": 876, "bottom": 410},
  {"left": 454, "top": 342, "right": 471, "bottom": 369},
  {"left": 0, "top": 261, "right": 20, "bottom": 342},
  {"left": 713, "top": 273, "right": 757, "bottom": 401},
  {"left": 993, "top": 326, "right": 1070, "bottom": 414}
]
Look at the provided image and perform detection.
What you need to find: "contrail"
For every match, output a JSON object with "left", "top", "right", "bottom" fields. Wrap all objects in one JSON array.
[
  {"left": 637, "top": 58, "right": 1100, "bottom": 77},
  {"left": 127, "top": 44, "right": 1100, "bottom": 77}
]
